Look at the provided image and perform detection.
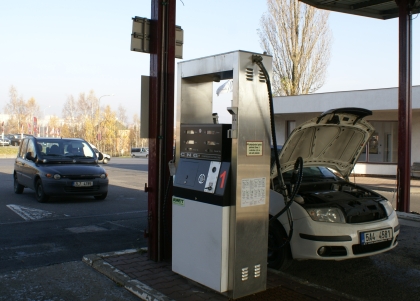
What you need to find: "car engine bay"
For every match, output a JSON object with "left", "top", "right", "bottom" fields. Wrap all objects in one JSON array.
[{"left": 293, "top": 181, "right": 388, "bottom": 223}]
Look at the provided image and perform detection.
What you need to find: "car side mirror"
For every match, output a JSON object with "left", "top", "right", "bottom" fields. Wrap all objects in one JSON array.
[{"left": 97, "top": 152, "right": 104, "bottom": 161}]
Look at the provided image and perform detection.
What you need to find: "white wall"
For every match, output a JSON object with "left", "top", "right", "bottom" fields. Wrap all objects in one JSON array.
[{"left": 273, "top": 86, "right": 420, "bottom": 114}]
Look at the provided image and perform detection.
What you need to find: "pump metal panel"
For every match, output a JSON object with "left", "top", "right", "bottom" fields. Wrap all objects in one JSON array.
[{"left": 175, "top": 50, "right": 272, "bottom": 299}]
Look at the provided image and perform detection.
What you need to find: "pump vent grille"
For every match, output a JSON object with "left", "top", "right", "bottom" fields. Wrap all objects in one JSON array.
[
  {"left": 245, "top": 67, "right": 254, "bottom": 81},
  {"left": 259, "top": 70, "right": 266, "bottom": 83}
]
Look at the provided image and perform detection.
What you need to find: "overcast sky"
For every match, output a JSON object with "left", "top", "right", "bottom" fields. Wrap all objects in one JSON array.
[{"left": 1, "top": 0, "right": 419, "bottom": 123}]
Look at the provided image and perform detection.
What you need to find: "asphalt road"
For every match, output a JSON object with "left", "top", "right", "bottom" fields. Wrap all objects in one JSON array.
[{"left": 0, "top": 157, "right": 149, "bottom": 300}]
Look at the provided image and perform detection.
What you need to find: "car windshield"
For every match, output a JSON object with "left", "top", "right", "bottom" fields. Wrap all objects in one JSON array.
[{"left": 36, "top": 139, "right": 95, "bottom": 159}]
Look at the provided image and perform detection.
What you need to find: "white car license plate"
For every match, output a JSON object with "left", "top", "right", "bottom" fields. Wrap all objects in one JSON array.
[
  {"left": 360, "top": 228, "right": 393, "bottom": 245},
  {"left": 73, "top": 181, "right": 93, "bottom": 187}
]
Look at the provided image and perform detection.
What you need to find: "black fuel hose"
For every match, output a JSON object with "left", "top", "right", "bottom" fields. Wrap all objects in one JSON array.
[
  {"left": 252, "top": 55, "right": 286, "bottom": 197},
  {"left": 252, "top": 54, "right": 302, "bottom": 247}
]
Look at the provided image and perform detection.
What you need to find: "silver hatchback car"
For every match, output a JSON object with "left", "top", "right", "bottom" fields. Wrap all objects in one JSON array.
[{"left": 131, "top": 147, "right": 149, "bottom": 158}]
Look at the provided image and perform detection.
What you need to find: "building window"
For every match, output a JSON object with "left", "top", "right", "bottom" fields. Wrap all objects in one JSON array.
[
  {"left": 286, "top": 120, "right": 296, "bottom": 139},
  {"left": 357, "top": 121, "right": 398, "bottom": 163}
]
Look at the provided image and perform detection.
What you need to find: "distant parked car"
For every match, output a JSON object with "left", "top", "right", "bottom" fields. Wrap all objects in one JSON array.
[
  {"left": 131, "top": 147, "right": 149, "bottom": 158},
  {"left": 5, "top": 134, "right": 24, "bottom": 146},
  {"left": 0, "top": 137, "right": 11, "bottom": 146},
  {"left": 13, "top": 136, "right": 108, "bottom": 202},
  {"left": 89, "top": 144, "right": 111, "bottom": 164}
]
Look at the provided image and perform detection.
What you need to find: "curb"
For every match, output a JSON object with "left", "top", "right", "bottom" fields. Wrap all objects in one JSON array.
[
  {"left": 397, "top": 211, "right": 420, "bottom": 222},
  {"left": 360, "top": 184, "right": 420, "bottom": 194},
  {"left": 82, "top": 249, "right": 172, "bottom": 301},
  {"left": 360, "top": 185, "right": 396, "bottom": 192}
]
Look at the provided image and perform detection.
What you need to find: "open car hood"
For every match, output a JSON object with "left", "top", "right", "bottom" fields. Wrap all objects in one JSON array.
[{"left": 271, "top": 108, "right": 375, "bottom": 179}]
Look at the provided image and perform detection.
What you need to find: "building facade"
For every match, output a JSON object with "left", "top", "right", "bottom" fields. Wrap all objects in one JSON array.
[{"left": 273, "top": 86, "right": 420, "bottom": 176}]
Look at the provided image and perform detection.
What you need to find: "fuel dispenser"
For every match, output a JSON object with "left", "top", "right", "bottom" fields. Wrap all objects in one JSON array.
[{"left": 172, "top": 51, "right": 272, "bottom": 299}]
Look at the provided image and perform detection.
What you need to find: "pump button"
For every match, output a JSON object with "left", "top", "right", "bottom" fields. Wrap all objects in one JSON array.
[{"left": 212, "top": 167, "right": 217, "bottom": 172}]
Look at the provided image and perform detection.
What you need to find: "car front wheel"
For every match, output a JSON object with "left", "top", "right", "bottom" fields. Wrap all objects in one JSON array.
[
  {"left": 35, "top": 179, "right": 49, "bottom": 203},
  {"left": 103, "top": 158, "right": 109, "bottom": 164},
  {"left": 14, "top": 175, "right": 24, "bottom": 194},
  {"left": 268, "top": 222, "right": 292, "bottom": 271}
]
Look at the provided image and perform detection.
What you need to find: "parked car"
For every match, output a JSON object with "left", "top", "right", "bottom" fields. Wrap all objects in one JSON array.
[
  {"left": 13, "top": 136, "right": 108, "bottom": 202},
  {"left": 5, "top": 134, "right": 25, "bottom": 146},
  {"left": 131, "top": 147, "right": 149, "bottom": 158},
  {"left": 0, "top": 137, "right": 11, "bottom": 146},
  {"left": 89, "top": 144, "right": 111, "bottom": 164},
  {"left": 268, "top": 108, "right": 399, "bottom": 270}
]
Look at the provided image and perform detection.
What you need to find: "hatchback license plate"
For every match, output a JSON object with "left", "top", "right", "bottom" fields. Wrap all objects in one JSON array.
[
  {"left": 73, "top": 181, "right": 93, "bottom": 187},
  {"left": 360, "top": 228, "right": 393, "bottom": 245}
]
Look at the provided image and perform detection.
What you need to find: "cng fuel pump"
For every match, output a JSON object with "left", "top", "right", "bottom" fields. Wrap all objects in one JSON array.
[{"left": 172, "top": 51, "right": 272, "bottom": 299}]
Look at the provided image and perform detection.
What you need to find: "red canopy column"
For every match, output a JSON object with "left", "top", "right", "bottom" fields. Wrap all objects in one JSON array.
[
  {"left": 396, "top": 0, "right": 413, "bottom": 212},
  {"left": 147, "top": 0, "right": 176, "bottom": 261}
]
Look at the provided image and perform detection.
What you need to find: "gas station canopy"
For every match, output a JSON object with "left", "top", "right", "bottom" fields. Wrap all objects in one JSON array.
[{"left": 300, "top": 0, "right": 420, "bottom": 19}]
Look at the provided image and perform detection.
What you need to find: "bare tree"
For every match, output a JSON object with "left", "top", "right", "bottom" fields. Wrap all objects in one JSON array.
[
  {"left": 77, "top": 91, "right": 97, "bottom": 120},
  {"left": 258, "top": 0, "right": 332, "bottom": 96},
  {"left": 4, "top": 86, "right": 27, "bottom": 132},
  {"left": 62, "top": 95, "right": 79, "bottom": 137},
  {"left": 117, "top": 104, "right": 127, "bottom": 127}
]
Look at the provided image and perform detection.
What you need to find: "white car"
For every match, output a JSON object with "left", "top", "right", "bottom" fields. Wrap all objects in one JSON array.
[
  {"left": 89, "top": 144, "right": 111, "bottom": 164},
  {"left": 268, "top": 108, "right": 399, "bottom": 270},
  {"left": 131, "top": 147, "right": 149, "bottom": 158},
  {"left": 0, "top": 138, "right": 11, "bottom": 146}
]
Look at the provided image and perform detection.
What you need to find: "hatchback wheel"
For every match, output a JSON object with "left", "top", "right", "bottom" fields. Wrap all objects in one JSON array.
[
  {"left": 14, "top": 175, "right": 24, "bottom": 194},
  {"left": 103, "top": 158, "right": 109, "bottom": 164},
  {"left": 35, "top": 179, "right": 49, "bottom": 203}
]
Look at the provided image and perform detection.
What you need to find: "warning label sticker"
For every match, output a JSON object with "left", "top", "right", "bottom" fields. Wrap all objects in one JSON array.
[
  {"left": 241, "top": 177, "right": 266, "bottom": 207},
  {"left": 246, "top": 141, "right": 263, "bottom": 156}
]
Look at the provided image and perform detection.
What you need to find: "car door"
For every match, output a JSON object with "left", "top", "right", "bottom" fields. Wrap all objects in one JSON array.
[
  {"left": 22, "top": 139, "right": 39, "bottom": 189},
  {"left": 15, "top": 138, "right": 29, "bottom": 185}
]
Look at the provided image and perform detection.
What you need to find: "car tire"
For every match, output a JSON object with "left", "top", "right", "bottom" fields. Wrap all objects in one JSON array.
[
  {"left": 94, "top": 193, "right": 107, "bottom": 200},
  {"left": 35, "top": 179, "right": 49, "bottom": 203},
  {"left": 267, "top": 221, "right": 293, "bottom": 271},
  {"left": 103, "top": 158, "right": 109, "bottom": 164},
  {"left": 14, "top": 174, "right": 24, "bottom": 194}
]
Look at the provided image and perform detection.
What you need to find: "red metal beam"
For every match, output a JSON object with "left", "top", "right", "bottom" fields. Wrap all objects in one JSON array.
[
  {"left": 148, "top": 0, "right": 176, "bottom": 261},
  {"left": 396, "top": 0, "right": 412, "bottom": 212}
]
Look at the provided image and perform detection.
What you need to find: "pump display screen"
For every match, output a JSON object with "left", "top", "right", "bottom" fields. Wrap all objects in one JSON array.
[{"left": 180, "top": 124, "right": 231, "bottom": 162}]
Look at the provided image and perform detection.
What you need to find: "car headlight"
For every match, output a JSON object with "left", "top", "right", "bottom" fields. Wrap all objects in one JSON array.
[
  {"left": 306, "top": 207, "right": 345, "bottom": 223},
  {"left": 380, "top": 200, "right": 394, "bottom": 216},
  {"left": 53, "top": 174, "right": 61, "bottom": 180},
  {"left": 100, "top": 173, "right": 107, "bottom": 179}
]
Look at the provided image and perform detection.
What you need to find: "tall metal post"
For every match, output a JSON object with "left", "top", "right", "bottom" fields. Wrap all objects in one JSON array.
[
  {"left": 148, "top": 0, "right": 176, "bottom": 261},
  {"left": 396, "top": 0, "right": 413, "bottom": 213}
]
